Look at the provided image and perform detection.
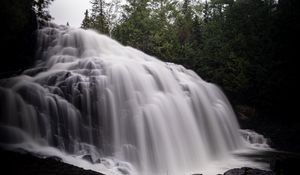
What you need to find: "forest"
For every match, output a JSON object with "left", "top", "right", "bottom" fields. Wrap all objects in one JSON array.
[{"left": 0, "top": 0, "right": 299, "bottom": 154}]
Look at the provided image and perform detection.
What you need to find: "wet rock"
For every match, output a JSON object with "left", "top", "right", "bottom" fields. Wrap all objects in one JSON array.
[
  {"left": 94, "top": 158, "right": 102, "bottom": 164},
  {"left": 223, "top": 167, "right": 274, "bottom": 175},
  {"left": 118, "top": 167, "right": 130, "bottom": 175},
  {"left": 82, "top": 154, "right": 93, "bottom": 163},
  {"left": 46, "top": 155, "right": 63, "bottom": 162}
]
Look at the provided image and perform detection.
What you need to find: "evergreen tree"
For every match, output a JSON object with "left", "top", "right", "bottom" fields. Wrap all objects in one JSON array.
[
  {"left": 90, "top": 0, "right": 110, "bottom": 34},
  {"left": 33, "top": 0, "right": 54, "bottom": 21},
  {"left": 172, "top": 0, "right": 195, "bottom": 62},
  {"left": 112, "top": 0, "right": 153, "bottom": 51},
  {"left": 149, "top": 0, "right": 180, "bottom": 60},
  {"left": 81, "top": 9, "right": 92, "bottom": 29}
]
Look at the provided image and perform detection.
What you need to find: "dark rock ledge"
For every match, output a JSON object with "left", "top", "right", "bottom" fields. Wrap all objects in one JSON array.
[
  {"left": 192, "top": 167, "right": 274, "bottom": 175},
  {"left": 0, "top": 149, "right": 103, "bottom": 175},
  {"left": 223, "top": 167, "right": 274, "bottom": 175}
]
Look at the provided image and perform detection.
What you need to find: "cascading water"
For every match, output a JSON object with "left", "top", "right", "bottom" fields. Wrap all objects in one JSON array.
[{"left": 0, "top": 24, "right": 271, "bottom": 175}]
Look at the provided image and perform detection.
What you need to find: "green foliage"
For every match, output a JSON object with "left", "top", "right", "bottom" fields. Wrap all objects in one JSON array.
[
  {"left": 81, "top": 10, "right": 92, "bottom": 29},
  {"left": 112, "top": 0, "right": 153, "bottom": 52},
  {"left": 81, "top": 0, "right": 110, "bottom": 34}
]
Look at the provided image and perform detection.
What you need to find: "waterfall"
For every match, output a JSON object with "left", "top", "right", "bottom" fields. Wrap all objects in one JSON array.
[{"left": 0, "top": 24, "right": 270, "bottom": 175}]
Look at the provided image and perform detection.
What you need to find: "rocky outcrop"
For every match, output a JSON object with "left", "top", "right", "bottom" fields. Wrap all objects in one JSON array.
[{"left": 223, "top": 167, "right": 274, "bottom": 175}]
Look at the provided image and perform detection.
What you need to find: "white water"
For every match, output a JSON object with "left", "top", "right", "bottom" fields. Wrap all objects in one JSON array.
[{"left": 0, "top": 24, "right": 271, "bottom": 175}]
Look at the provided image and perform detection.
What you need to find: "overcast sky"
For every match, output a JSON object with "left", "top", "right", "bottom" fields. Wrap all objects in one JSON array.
[{"left": 49, "top": 0, "right": 91, "bottom": 27}]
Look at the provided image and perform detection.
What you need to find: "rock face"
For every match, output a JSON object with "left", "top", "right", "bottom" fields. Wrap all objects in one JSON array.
[
  {"left": 223, "top": 167, "right": 274, "bottom": 175},
  {"left": 0, "top": 149, "right": 103, "bottom": 175}
]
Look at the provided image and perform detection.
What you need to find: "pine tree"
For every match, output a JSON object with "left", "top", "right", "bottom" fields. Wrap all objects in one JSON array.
[
  {"left": 81, "top": 9, "right": 92, "bottom": 29},
  {"left": 33, "top": 0, "right": 54, "bottom": 21},
  {"left": 90, "top": 0, "right": 109, "bottom": 34}
]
